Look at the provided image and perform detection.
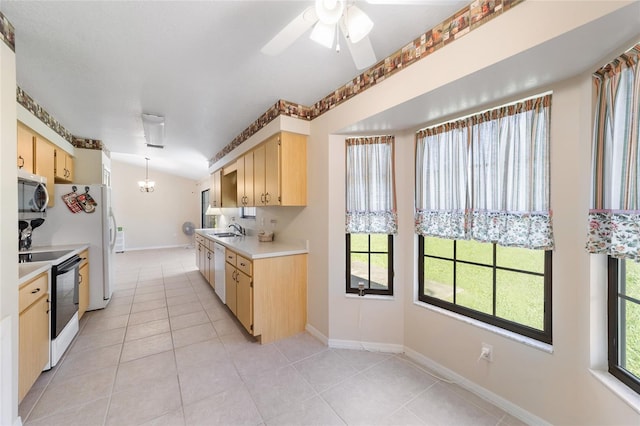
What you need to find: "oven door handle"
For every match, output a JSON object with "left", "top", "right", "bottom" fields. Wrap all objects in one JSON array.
[{"left": 57, "top": 257, "right": 82, "bottom": 274}]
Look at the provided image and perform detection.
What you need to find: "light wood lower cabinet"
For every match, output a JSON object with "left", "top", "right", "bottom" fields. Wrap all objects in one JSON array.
[
  {"left": 224, "top": 248, "right": 307, "bottom": 344},
  {"left": 196, "top": 234, "right": 215, "bottom": 289},
  {"left": 19, "top": 271, "right": 50, "bottom": 403},
  {"left": 78, "top": 249, "right": 90, "bottom": 319},
  {"left": 226, "top": 251, "right": 252, "bottom": 333}
]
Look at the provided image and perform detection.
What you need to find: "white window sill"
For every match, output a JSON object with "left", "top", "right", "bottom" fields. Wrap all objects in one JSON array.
[
  {"left": 345, "top": 293, "right": 395, "bottom": 301},
  {"left": 413, "top": 300, "right": 554, "bottom": 354},
  {"left": 589, "top": 369, "right": 640, "bottom": 415}
]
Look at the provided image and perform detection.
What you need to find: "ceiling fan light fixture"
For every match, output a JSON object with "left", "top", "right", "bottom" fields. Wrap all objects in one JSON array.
[
  {"left": 315, "top": 0, "right": 344, "bottom": 25},
  {"left": 310, "top": 21, "right": 335, "bottom": 49},
  {"left": 344, "top": 6, "right": 374, "bottom": 44}
]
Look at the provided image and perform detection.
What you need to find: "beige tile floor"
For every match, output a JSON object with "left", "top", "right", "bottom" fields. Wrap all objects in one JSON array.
[{"left": 19, "top": 247, "right": 527, "bottom": 426}]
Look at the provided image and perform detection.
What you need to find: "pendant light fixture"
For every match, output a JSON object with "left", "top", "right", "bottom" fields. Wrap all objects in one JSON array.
[{"left": 138, "top": 157, "right": 155, "bottom": 192}]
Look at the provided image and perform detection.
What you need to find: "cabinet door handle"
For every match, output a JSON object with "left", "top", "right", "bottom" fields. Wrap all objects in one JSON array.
[
  {"left": 31, "top": 287, "right": 41, "bottom": 294},
  {"left": 46, "top": 299, "right": 50, "bottom": 314},
  {"left": 265, "top": 192, "right": 271, "bottom": 203},
  {"left": 240, "top": 262, "right": 245, "bottom": 267},
  {"left": 18, "top": 156, "right": 24, "bottom": 168},
  {"left": 79, "top": 275, "right": 83, "bottom": 283}
]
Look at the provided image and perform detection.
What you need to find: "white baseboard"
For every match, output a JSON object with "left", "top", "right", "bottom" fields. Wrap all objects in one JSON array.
[
  {"left": 305, "top": 323, "right": 328, "bottom": 346},
  {"left": 14, "top": 416, "right": 22, "bottom": 426},
  {"left": 328, "top": 338, "right": 404, "bottom": 353},
  {"left": 403, "top": 347, "right": 550, "bottom": 426}
]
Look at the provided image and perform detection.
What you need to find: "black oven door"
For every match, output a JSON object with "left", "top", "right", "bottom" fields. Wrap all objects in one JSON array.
[{"left": 51, "top": 255, "right": 81, "bottom": 339}]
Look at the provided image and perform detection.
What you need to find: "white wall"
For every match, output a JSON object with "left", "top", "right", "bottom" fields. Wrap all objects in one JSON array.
[
  {"left": 0, "top": 36, "right": 18, "bottom": 426},
  {"left": 111, "top": 160, "right": 200, "bottom": 250}
]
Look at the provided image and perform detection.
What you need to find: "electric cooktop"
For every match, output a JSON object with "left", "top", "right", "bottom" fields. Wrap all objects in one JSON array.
[{"left": 19, "top": 250, "right": 73, "bottom": 263}]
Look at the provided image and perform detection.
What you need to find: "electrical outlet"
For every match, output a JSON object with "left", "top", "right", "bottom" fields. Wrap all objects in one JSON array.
[{"left": 480, "top": 343, "right": 493, "bottom": 362}]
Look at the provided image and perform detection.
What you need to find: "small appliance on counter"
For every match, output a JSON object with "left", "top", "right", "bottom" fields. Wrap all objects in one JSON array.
[{"left": 18, "top": 218, "right": 45, "bottom": 251}]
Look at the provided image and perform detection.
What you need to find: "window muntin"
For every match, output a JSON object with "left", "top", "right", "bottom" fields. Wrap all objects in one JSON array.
[
  {"left": 346, "top": 233, "right": 394, "bottom": 296},
  {"left": 609, "top": 258, "right": 640, "bottom": 394},
  {"left": 419, "top": 236, "right": 552, "bottom": 343},
  {"left": 241, "top": 207, "right": 256, "bottom": 219}
]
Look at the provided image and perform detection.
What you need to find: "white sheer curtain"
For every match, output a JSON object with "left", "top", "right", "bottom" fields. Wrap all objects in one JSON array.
[
  {"left": 346, "top": 136, "right": 397, "bottom": 234},
  {"left": 414, "top": 124, "right": 469, "bottom": 239},
  {"left": 415, "top": 94, "right": 554, "bottom": 249}
]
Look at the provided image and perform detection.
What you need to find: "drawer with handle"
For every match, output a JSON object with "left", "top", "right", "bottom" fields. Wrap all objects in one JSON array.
[
  {"left": 19, "top": 272, "right": 48, "bottom": 313},
  {"left": 236, "top": 255, "right": 252, "bottom": 276},
  {"left": 225, "top": 251, "right": 237, "bottom": 265}
]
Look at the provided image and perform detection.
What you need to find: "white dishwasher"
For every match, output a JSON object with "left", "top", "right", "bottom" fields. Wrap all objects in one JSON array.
[{"left": 213, "top": 243, "right": 226, "bottom": 304}]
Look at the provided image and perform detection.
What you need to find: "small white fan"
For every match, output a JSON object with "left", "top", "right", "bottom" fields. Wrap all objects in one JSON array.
[{"left": 182, "top": 221, "right": 196, "bottom": 248}]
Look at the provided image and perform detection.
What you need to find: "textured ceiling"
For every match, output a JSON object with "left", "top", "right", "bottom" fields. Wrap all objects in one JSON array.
[{"left": 1, "top": 0, "right": 467, "bottom": 180}]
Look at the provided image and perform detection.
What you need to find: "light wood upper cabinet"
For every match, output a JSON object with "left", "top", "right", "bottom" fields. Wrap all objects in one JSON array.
[
  {"left": 78, "top": 250, "right": 90, "bottom": 320},
  {"left": 254, "top": 132, "right": 307, "bottom": 206},
  {"left": 210, "top": 167, "right": 237, "bottom": 208},
  {"left": 34, "top": 136, "right": 56, "bottom": 207},
  {"left": 210, "top": 169, "right": 221, "bottom": 208},
  {"left": 19, "top": 272, "right": 49, "bottom": 403},
  {"left": 17, "top": 122, "right": 35, "bottom": 173},
  {"left": 237, "top": 151, "right": 254, "bottom": 207},
  {"left": 55, "top": 149, "right": 74, "bottom": 182}
]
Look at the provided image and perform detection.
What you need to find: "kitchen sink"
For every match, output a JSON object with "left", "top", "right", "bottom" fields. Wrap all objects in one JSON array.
[{"left": 212, "top": 232, "right": 240, "bottom": 237}]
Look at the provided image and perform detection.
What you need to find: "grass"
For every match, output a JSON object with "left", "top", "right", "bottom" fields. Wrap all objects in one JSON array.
[
  {"left": 423, "top": 237, "right": 545, "bottom": 330},
  {"left": 349, "top": 234, "right": 545, "bottom": 329},
  {"left": 623, "top": 261, "right": 640, "bottom": 378}
]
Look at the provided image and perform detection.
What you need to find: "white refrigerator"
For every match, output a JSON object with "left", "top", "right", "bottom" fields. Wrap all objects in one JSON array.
[{"left": 33, "top": 184, "right": 116, "bottom": 310}]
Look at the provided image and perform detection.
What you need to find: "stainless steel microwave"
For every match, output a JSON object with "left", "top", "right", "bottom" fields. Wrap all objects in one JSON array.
[{"left": 18, "top": 169, "right": 49, "bottom": 220}]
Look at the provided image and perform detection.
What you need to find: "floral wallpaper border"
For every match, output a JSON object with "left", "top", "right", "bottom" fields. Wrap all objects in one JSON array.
[
  {"left": 17, "top": 86, "right": 105, "bottom": 152},
  {"left": 211, "top": 100, "right": 312, "bottom": 163},
  {"left": 210, "top": 0, "right": 523, "bottom": 166},
  {"left": 0, "top": 12, "right": 15, "bottom": 52}
]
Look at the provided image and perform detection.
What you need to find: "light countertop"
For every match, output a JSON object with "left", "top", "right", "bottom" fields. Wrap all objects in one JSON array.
[{"left": 196, "top": 229, "right": 308, "bottom": 259}]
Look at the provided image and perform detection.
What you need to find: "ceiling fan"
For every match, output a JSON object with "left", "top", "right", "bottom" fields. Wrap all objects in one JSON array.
[{"left": 261, "top": 0, "right": 378, "bottom": 70}]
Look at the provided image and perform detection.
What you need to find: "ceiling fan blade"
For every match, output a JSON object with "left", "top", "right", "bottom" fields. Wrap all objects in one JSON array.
[
  {"left": 261, "top": 6, "right": 318, "bottom": 56},
  {"left": 343, "top": 32, "right": 377, "bottom": 70}
]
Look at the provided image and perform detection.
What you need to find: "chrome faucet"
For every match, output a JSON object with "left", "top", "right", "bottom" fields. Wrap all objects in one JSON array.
[{"left": 228, "top": 223, "right": 245, "bottom": 235}]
